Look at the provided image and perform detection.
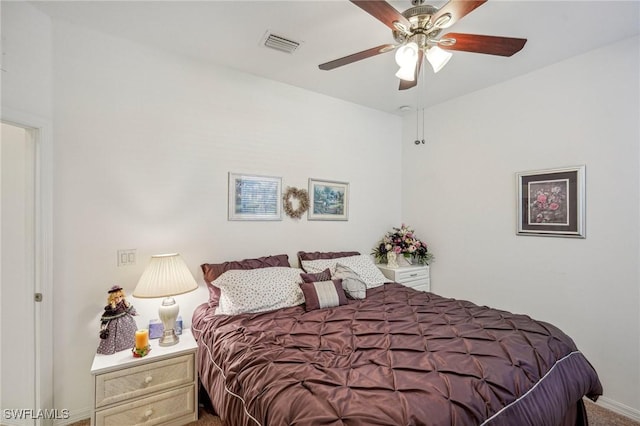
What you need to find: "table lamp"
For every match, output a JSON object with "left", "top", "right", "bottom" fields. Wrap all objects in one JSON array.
[{"left": 133, "top": 253, "right": 198, "bottom": 346}]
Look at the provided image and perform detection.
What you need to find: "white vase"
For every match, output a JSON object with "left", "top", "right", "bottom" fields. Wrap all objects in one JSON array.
[{"left": 397, "top": 254, "right": 412, "bottom": 267}]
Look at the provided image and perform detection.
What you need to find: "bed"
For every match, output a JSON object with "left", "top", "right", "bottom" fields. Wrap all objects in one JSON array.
[{"left": 192, "top": 251, "right": 602, "bottom": 426}]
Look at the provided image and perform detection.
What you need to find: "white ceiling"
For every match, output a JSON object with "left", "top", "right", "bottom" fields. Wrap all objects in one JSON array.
[{"left": 32, "top": 0, "right": 640, "bottom": 115}]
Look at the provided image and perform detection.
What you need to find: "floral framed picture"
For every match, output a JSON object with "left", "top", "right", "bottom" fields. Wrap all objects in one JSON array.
[
  {"left": 308, "top": 179, "right": 349, "bottom": 221},
  {"left": 516, "top": 165, "right": 585, "bottom": 238},
  {"left": 228, "top": 172, "right": 282, "bottom": 221}
]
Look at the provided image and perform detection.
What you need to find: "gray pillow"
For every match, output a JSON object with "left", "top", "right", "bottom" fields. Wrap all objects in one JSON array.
[{"left": 333, "top": 263, "right": 367, "bottom": 299}]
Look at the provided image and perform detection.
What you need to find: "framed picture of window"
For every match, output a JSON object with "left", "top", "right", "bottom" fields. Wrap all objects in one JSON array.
[
  {"left": 308, "top": 179, "right": 349, "bottom": 221},
  {"left": 516, "top": 165, "right": 585, "bottom": 238},
  {"left": 228, "top": 173, "right": 282, "bottom": 221}
]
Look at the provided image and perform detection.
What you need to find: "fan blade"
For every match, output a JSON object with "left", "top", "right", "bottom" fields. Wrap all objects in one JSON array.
[
  {"left": 398, "top": 74, "right": 416, "bottom": 90},
  {"left": 399, "top": 50, "right": 424, "bottom": 90},
  {"left": 319, "top": 44, "right": 395, "bottom": 70},
  {"left": 350, "top": 0, "right": 411, "bottom": 33},
  {"left": 432, "top": 0, "right": 487, "bottom": 28},
  {"left": 440, "top": 33, "right": 527, "bottom": 56}
]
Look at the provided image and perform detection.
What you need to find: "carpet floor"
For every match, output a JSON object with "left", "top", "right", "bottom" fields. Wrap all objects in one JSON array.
[
  {"left": 584, "top": 400, "right": 640, "bottom": 426},
  {"left": 72, "top": 398, "right": 638, "bottom": 425}
]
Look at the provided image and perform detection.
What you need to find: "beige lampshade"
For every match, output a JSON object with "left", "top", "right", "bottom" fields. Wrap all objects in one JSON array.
[{"left": 133, "top": 253, "right": 198, "bottom": 298}]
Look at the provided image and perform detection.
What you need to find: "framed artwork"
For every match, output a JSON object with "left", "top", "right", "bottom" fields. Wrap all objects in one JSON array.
[
  {"left": 308, "top": 179, "right": 349, "bottom": 221},
  {"left": 228, "top": 173, "right": 282, "bottom": 221},
  {"left": 516, "top": 165, "right": 585, "bottom": 238}
]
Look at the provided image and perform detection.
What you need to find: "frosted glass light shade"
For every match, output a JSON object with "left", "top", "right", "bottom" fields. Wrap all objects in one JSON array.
[
  {"left": 133, "top": 253, "right": 198, "bottom": 298},
  {"left": 394, "top": 42, "right": 419, "bottom": 82},
  {"left": 426, "top": 46, "right": 452, "bottom": 73},
  {"left": 394, "top": 42, "right": 419, "bottom": 68},
  {"left": 395, "top": 65, "right": 416, "bottom": 81}
]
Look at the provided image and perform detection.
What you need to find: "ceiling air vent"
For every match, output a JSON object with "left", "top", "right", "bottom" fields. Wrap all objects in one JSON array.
[{"left": 261, "top": 31, "right": 301, "bottom": 54}]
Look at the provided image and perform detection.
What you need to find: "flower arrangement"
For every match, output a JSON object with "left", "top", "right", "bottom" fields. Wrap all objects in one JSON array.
[
  {"left": 372, "top": 224, "right": 434, "bottom": 265},
  {"left": 531, "top": 185, "right": 567, "bottom": 223}
]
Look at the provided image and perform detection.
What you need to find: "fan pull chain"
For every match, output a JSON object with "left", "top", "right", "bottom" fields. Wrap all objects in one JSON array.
[
  {"left": 414, "top": 61, "right": 423, "bottom": 145},
  {"left": 421, "top": 55, "right": 426, "bottom": 145},
  {"left": 414, "top": 55, "right": 425, "bottom": 145},
  {"left": 414, "top": 107, "right": 420, "bottom": 145},
  {"left": 421, "top": 107, "right": 425, "bottom": 144}
]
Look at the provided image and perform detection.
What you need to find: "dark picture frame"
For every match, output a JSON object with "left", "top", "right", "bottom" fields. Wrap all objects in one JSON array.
[
  {"left": 516, "top": 166, "right": 585, "bottom": 238},
  {"left": 228, "top": 172, "right": 282, "bottom": 221},
  {"left": 308, "top": 179, "right": 349, "bottom": 221}
]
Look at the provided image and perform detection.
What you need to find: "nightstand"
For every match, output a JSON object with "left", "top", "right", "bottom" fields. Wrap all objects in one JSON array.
[
  {"left": 377, "top": 264, "right": 430, "bottom": 292},
  {"left": 90, "top": 328, "right": 198, "bottom": 426}
]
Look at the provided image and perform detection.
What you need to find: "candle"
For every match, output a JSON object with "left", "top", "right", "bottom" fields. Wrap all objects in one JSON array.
[{"left": 135, "top": 329, "right": 149, "bottom": 350}]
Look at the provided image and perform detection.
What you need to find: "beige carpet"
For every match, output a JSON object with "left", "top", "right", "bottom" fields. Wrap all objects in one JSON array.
[
  {"left": 584, "top": 400, "right": 640, "bottom": 426},
  {"left": 71, "top": 398, "right": 638, "bottom": 426}
]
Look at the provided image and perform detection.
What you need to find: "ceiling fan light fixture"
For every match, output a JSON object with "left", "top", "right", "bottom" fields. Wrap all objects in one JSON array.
[
  {"left": 395, "top": 65, "right": 416, "bottom": 81},
  {"left": 319, "top": 0, "right": 527, "bottom": 90},
  {"left": 426, "top": 46, "right": 452, "bottom": 73},
  {"left": 394, "top": 41, "right": 419, "bottom": 68}
]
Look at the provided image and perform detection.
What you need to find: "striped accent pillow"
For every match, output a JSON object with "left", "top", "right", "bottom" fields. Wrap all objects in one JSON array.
[{"left": 299, "top": 280, "right": 347, "bottom": 311}]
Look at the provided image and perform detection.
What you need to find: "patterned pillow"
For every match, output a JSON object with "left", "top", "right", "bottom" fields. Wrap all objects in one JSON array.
[
  {"left": 299, "top": 280, "right": 348, "bottom": 311},
  {"left": 301, "top": 254, "right": 387, "bottom": 288},
  {"left": 300, "top": 268, "right": 332, "bottom": 283},
  {"left": 201, "top": 254, "right": 291, "bottom": 306},
  {"left": 333, "top": 264, "right": 367, "bottom": 299},
  {"left": 213, "top": 267, "right": 304, "bottom": 315}
]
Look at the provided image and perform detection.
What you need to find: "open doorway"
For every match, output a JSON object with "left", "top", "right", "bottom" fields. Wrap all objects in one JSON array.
[{"left": 1, "top": 120, "right": 53, "bottom": 425}]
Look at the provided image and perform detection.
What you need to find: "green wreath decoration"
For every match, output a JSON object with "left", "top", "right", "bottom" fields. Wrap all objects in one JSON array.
[{"left": 283, "top": 187, "right": 309, "bottom": 219}]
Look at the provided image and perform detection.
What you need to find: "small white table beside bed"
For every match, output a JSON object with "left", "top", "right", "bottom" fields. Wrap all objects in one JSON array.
[
  {"left": 376, "top": 263, "right": 430, "bottom": 292},
  {"left": 191, "top": 251, "right": 602, "bottom": 426},
  {"left": 90, "top": 329, "right": 198, "bottom": 426}
]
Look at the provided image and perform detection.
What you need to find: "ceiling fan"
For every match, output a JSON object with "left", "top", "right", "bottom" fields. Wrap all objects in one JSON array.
[{"left": 319, "top": 0, "right": 527, "bottom": 90}]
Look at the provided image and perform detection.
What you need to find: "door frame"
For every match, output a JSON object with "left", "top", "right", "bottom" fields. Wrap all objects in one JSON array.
[{"left": 2, "top": 108, "right": 53, "bottom": 423}]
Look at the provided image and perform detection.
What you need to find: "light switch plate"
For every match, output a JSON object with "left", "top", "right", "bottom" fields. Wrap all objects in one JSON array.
[{"left": 117, "top": 249, "right": 136, "bottom": 267}]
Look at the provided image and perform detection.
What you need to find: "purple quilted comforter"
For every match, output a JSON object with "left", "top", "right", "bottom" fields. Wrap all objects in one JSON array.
[{"left": 192, "top": 283, "right": 602, "bottom": 425}]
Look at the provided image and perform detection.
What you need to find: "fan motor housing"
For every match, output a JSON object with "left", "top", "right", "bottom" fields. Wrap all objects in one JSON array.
[{"left": 393, "top": 4, "right": 443, "bottom": 45}]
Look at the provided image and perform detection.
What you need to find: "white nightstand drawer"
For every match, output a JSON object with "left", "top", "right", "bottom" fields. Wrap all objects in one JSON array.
[
  {"left": 377, "top": 264, "right": 430, "bottom": 292},
  {"left": 95, "top": 353, "right": 194, "bottom": 408},
  {"left": 403, "top": 279, "right": 429, "bottom": 292},
  {"left": 95, "top": 384, "right": 196, "bottom": 426},
  {"left": 394, "top": 267, "right": 429, "bottom": 282}
]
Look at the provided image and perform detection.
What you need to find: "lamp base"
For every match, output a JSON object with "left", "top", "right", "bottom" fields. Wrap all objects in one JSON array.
[
  {"left": 158, "top": 296, "right": 180, "bottom": 347},
  {"left": 159, "top": 329, "right": 179, "bottom": 346}
]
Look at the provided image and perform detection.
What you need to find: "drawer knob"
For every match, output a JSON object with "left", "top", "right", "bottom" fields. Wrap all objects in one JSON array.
[
  {"left": 144, "top": 376, "right": 153, "bottom": 384},
  {"left": 409, "top": 273, "right": 418, "bottom": 277},
  {"left": 144, "top": 409, "right": 153, "bottom": 418}
]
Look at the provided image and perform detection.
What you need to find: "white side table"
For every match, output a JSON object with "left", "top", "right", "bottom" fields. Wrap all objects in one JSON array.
[
  {"left": 90, "top": 329, "right": 198, "bottom": 426},
  {"left": 377, "top": 264, "right": 430, "bottom": 292}
]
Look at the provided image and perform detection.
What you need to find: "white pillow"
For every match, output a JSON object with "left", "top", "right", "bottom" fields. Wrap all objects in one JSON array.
[
  {"left": 301, "top": 254, "right": 387, "bottom": 288},
  {"left": 213, "top": 267, "right": 304, "bottom": 315},
  {"left": 333, "top": 263, "right": 367, "bottom": 299}
]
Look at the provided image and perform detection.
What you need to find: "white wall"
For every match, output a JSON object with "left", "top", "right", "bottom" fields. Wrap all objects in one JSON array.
[
  {"left": 403, "top": 36, "right": 640, "bottom": 416},
  {"left": 0, "top": 1, "right": 53, "bottom": 118},
  {"left": 50, "top": 20, "right": 402, "bottom": 419}
]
